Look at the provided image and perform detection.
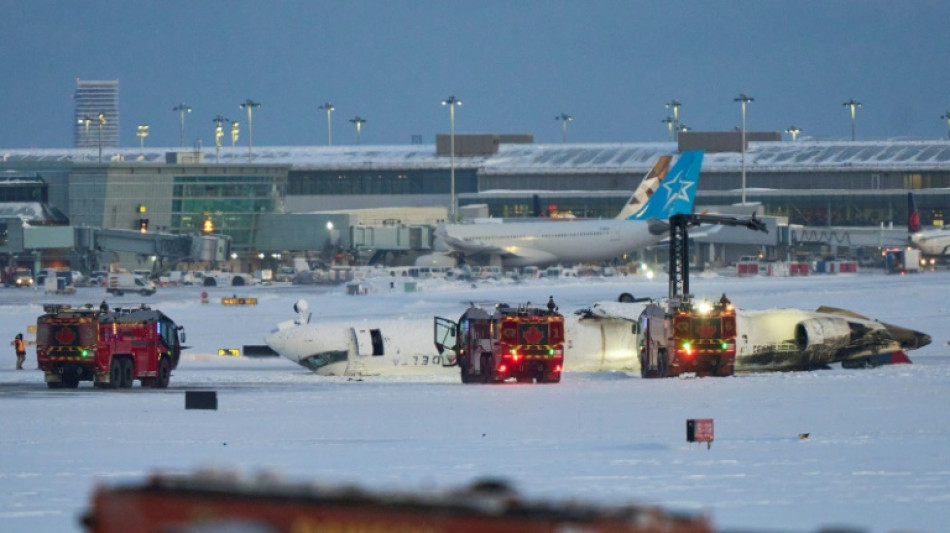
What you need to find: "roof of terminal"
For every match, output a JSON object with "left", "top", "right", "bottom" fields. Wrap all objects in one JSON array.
[{"left": 3, "top": 139, "right": 950, "bottom": 173}]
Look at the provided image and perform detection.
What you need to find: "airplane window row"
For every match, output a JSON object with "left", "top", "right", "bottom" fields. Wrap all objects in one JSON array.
[{"left": 471, "top": 231, "right": 606, "bottom": 241}]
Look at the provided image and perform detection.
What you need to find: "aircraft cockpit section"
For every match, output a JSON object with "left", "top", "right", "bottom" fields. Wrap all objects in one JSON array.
[{"left": 299, "top": 351, "right": 348, "bottom": 372}]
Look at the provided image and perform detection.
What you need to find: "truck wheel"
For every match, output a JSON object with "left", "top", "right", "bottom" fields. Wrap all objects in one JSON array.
[
  {"left": 109, "top": 359, "right": 122, "bottom": 388},
  {"left": 140, "top": 289, "right": 151, "bottom": 296},
  {"left": 480, "top": 355, "right": 493, "bottom": 384},
  {"left": 155, "top": 358, "right": 171, "bottom": 388},
  {"left": 658, "top": 348, "right": 669, "bottom": 378},
  {"left": 62, "top": 374, "right": 80, "bottom": 388},
  {"left": 46, "top": 381, "right": 63, "bottom": 389},
  {"left": 120, "top": 358, "right": 134, "bottom": 388},
  {"left": 460, "top": 363, "right": 472, "bottom": 384}
]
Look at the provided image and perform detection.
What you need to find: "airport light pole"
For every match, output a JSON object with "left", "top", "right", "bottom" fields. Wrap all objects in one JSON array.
[
  {"left": 98, "top": 113, "right": 106, "bottom": 163},
  {"left": 173, "top": 103, "right": 192, "bottom": 148},
  {"left": 665, "top": 99, "right": 682, "bottom": 141},
  {"left": 78, "top": 116, "right": 92, "bottom": 155},
  {"left": 662, "top": 117, "right": 674, "bottom": 141},
  {"left": 240, "top": 99, "right": 261, "bottom": 163},
  {"left": 442, "top": 95, "right": 462, "bottom": 220},
  {"left": 941, "top": 112, "right": 950, "bottom": 140},
  {"left": 556, "top": 112, "right": 572, "bottom": 143},
  {"left": 734, "top": 93, "right": 754, "bottom": 205},
  {"left": 136, "top": 125, "right": 149, "bottom": 156},
  {"left": 785, "top": 125, "right": 802, "bottom": 141},
  {"left": 349, "top": 116, "right": 366, "bottom": 145},
  {"left": 230, "top": 121, "right": 240, "bottom": 160},
  {"left": 319, "top": 102, "right": 335, "bottom": 146},
  {"left": 213, "top": 115, "right": 229, "bottom": 162},
  {"left": 842, "top": 99, "right": 861, "bottom": 141}
]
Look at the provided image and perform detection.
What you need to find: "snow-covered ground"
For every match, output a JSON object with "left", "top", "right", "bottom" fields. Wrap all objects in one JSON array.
[{"left": 1, "top": 271, "right": 948, "bottom": 532}]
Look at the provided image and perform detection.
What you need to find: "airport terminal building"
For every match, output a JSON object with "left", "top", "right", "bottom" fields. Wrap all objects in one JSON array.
[{"left": 2, "top": 133, "right": 950, "bottom": 271}]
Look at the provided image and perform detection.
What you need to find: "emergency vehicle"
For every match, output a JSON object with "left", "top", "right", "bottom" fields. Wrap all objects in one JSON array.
[
  {"left": 81, "top": 471, "right": 714, "bottom": 533},
  {"left": 36, "top": 304, "right": 185, "bottom": 389},
  {"left": 435, "top": 298, "right": 565, "bottom": 383},
  {"left": 638, "top": 213, "right": 764, "bottom": 378},
  {"left": 639, "top": 296, "right": 737, "bottom": 378}
]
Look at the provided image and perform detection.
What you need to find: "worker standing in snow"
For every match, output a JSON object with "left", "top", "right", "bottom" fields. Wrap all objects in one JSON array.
[{"left": 13, "top": 333, "right": 26, "bottom": 370}]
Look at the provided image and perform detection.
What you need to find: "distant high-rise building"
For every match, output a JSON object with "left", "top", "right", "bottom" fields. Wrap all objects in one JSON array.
[{"left": 74, "top": 79, "right": 119, "bottom": 148}]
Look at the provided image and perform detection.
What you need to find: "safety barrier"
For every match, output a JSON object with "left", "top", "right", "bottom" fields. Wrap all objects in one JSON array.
[{"left": 221, "top": 297, "right": 258, "bottom": 305}]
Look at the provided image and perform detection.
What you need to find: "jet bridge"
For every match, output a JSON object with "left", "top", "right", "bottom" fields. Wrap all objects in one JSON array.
[{"left": 76, "top": 228, "right": 230, "bottom": 263}]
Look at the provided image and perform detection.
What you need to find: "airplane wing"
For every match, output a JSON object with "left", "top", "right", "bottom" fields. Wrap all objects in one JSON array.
[
  {"left": 815, "top": 305, "right": 870, "bottom": 320},
  {"left": 439, "top": 232, "right": 506, "bottom": 255},
  {"left": 438, "top": 227, "right": 558, "bottom": 264},
  {"left": 816, "top": 305, "right": 931, "bottom": 350}
]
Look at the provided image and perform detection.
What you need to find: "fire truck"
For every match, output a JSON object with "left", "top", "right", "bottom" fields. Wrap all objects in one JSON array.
[
  {"left": 435, "top": 298, "right": 565, "bottom": 383},
  {"left": 81, "top": 471, "right": 715, "bottom": 533},
  {"left": 639, "top": 213, "right": 765, "bottom": 378},
  {"left": 639, "top": 295, "right": 737, "bottom": 378},
  {"left": 36, "top": 304, "right": 185, "bottom": 389}
]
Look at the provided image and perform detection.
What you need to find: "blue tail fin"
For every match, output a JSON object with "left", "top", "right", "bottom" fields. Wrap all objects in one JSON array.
[{"left": 625, "top": 151, "right": 703, "bottom": 220}]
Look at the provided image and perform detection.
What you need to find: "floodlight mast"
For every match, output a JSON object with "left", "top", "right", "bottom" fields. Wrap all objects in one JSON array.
[
  {"left": 349, "top": 116, "right": 366, "bottom": 145},
  {"left": 173, "top": 103, "right": 192, "bottom": 148},
  {"left": 556, "top": 112, "right": 572, "bottom": 143},
  {"left": 319, "top": 102, "right": 335, "bottom": 146},
  {"left": 240, "top": 99, "right": 261, "bottom": 162},
  {"left": 734, "top": 93, "right": 754, "bottom": 205},
  {"left": 442, "top": 95, "right": 462, "bottom": 220},
  {"left": 842, "top": 99, "right": 862, "bottom": 141}
]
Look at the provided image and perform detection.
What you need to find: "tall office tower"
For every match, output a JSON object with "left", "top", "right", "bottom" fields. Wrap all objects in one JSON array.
[{"left": 74, "top": 79, "right": 119, "bottom": 148}]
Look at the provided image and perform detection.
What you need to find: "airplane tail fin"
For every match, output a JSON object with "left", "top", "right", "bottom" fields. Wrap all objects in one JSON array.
[
  {"left": 614, "top": 155, "right": 672, "bottom": 220},
  {"left": 907, "top": 192, "right": 921, "bottom": 233},
  {"left": 624, "top": 151, "right": 704, "bottom": 220}
]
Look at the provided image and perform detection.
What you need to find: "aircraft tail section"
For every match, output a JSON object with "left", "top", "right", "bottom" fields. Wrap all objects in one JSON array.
[
  {"left": 908, "top": 192, "right": 921, "bottom": 233},
  {"left": 625, "top": 151, "right": 704, "bottom": 220},
  {"left": 614, "top": 155, "right": 672, "bottom": 220}
]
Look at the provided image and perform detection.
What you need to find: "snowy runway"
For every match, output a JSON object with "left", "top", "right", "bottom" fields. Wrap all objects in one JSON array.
[{"left": 1, "top": 273, "right": 949, "bottom": 532}]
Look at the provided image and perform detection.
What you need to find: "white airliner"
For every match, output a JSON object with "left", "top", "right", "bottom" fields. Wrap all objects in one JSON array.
[
  {"left": 907, "top": 192, "right": 950, "bottom": 257},
  {"left": 416, "top": 151, "right": 703, "bottom": 268},
  {"left": 264, "top": 297, "right": 929, "bottom": 377}
]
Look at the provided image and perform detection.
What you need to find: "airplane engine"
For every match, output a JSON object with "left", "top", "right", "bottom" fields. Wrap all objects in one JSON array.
[{"left": 794, "top": 317, "right": 852, "bottom": 359}]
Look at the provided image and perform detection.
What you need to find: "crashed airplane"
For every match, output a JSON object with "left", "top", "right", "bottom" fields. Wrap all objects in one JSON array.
[{"left": 264, "top": 298, "right": 930, "bottom": 377}]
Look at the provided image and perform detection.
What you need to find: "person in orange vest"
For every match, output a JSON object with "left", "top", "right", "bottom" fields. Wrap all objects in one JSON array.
[{"left": 13, "top": 333, "right": 26, "bottom": 370}]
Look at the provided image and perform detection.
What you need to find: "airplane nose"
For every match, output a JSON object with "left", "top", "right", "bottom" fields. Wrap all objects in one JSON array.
[{"left": 264, "top": 330, "right": 292, "bottom": 359}]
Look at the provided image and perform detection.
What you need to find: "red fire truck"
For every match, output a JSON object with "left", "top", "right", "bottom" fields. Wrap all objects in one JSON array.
[
  {"left": 638, "top": 213, "right": 763, "bottom": 378},
  {"left": 36, "top": 304, "right": 185, "bottom": 389},
  {"left": 435, "top": 298, "right": 565, "bottom": 383},
  {"left": 81, "top": 471, "right": 715, "bottom": 533},
  {"left": 639, "top": 296, "right": 737, "bottom": 378}
]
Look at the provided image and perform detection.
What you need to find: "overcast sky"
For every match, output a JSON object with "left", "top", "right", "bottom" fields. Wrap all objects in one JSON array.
[{"left": 1, "top": 1, "right": 948, "bottom": 149}]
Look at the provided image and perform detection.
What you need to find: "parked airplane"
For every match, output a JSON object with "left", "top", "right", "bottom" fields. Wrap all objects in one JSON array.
[
  {"left": 265, "top": 297, "right": 929, "bottom": 377},
  {"left": 415, "top": 151, "right": 702, "bottom": 269},
  {"left": 907, "top": 191, "right": 950, "bottom": 257}
]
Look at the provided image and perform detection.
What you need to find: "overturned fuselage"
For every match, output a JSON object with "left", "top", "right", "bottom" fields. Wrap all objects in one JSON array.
[
  {"left": 733, "top": 306, "right": 929, "bottom": 373},
  {"left": 265, "top": 299, "right": 930, "bottom": 377}
]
